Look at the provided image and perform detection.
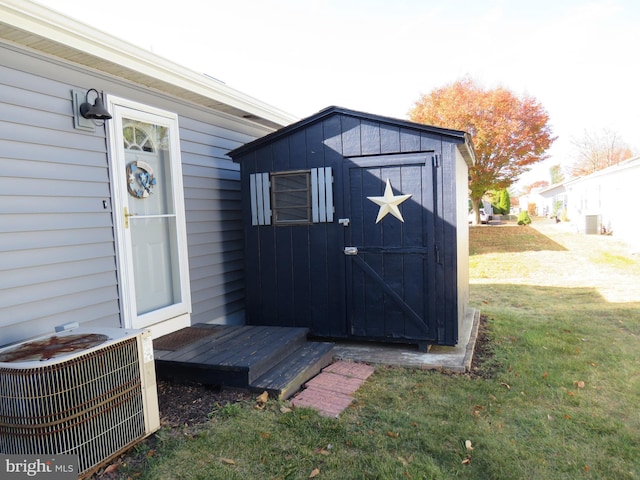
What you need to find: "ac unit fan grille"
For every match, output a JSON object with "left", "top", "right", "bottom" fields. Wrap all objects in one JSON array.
[{"left": 0, "top": 336, "right": 147, "bottom": 477}]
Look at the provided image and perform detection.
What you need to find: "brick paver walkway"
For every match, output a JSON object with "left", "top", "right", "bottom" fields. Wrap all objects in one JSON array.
[{"left": 291, "top": 361, "right": 375, "bottom": 417}]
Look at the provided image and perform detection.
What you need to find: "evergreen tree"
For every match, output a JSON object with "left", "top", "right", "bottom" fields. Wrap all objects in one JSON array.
[
  {"left": 491, "top": 189, "right": 511, "bottom": 215},
  {"left": 499, "top": 189, "right": 511, "bottom": 214}
]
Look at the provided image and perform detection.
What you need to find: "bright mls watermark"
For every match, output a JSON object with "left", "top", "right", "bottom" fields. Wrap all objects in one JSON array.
[{"left": 1, "top": 455, "right": 78, "bottom": 479}]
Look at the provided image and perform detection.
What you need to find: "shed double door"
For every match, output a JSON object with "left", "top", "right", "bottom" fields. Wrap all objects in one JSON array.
[{"left": 343, "top": 153, "right": 440, "bottom": 345}]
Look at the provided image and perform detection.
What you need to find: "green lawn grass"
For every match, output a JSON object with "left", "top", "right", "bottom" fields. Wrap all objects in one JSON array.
[{"left": 132, "top": 225, "right": 640, "bottom": 480}]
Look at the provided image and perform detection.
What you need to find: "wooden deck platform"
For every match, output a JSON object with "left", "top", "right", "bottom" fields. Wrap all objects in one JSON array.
[{"left": 154, "top": 324, "right": 334, "bottom": 400}]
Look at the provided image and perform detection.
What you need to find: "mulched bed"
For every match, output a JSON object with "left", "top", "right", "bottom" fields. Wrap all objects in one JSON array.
[
  {"left": 469, "top": 314, "right": 496, "bottom": 378},
  {"left": 87, "top": 382, "right": 253, "bottom": 479}
]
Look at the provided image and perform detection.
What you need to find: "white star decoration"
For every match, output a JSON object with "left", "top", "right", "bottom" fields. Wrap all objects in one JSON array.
[{"left": 367, "top": 179, "right": 412, "bottom": 223}]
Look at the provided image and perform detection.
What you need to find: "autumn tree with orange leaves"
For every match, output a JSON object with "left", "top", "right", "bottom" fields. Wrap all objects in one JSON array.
[{"left": 409, "top": 78, "right": 556, "bottom": 223}]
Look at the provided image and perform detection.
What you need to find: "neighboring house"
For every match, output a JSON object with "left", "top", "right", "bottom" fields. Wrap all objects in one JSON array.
[
  {"left": 1, "top": 0, "right": 296, "bottom": 346},
  {"left": 518, "top": 188, "right": 547, "bottom": 216},
  {"left": 564, "top": 156, "right": 640, "bottom": 246},
  {"left": 537, "top": 182, "right": 567, "bottom": 218},
  {"left": 230, "top": 107, "right": 476, "bottom": 347}
]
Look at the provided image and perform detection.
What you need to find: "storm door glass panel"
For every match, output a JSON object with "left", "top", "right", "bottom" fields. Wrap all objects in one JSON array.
[
  {"left": 124, "top": 120, "right": 181, "bottom": 315},
  {"left": 271, "top": 171, "right": 311, "bottom": 224}
]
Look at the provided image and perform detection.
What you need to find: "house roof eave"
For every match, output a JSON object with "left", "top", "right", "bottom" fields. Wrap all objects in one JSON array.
[{"left": 0, "top": 0, "right": 297, "bottom": 130}]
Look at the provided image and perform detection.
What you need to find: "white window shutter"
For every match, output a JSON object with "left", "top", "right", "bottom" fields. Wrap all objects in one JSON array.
[
  {"left": 249, "top": 173, "right": 271, "bottom": 225},
  {"left": 311, "top": 167, "right": 333, "bottom": 223},
  {"left": 324, "top": 167, "right": 334, "bottom": 222}
]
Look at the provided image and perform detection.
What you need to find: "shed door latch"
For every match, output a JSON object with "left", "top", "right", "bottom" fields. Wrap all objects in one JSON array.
[
  {"left": 338, "top": 218, "right": 350, "bottom": 227},
  {"left": 343, "top": 246, "right": 358, "bottom": 256}
]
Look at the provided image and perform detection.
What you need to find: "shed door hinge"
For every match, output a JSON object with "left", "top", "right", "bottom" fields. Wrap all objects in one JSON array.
[{"left": 432, "top": 154, "right": 440, "bottom": 168}]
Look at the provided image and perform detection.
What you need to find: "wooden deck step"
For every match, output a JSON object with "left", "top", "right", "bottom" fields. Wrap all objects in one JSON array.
[
  {"left": 250, "top": 342, "right": 335, "bottom": 400},
  {"left": 155, "top": 325, "right": 314, "bottom": 389}
]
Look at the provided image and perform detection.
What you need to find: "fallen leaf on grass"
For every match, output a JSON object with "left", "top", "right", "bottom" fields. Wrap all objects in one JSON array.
[
  {"left": 220, "top": 458, "right": 236, "bottom": 465},
  {"left": 256, "top": 391, "right": 268, "bottom": 402},
  {"left": 542, "top": 372, "right": 548, "bottom": 379},
  {"left": 255, "top": 391, "right": 269, "bottom": 409},
  {"left": 547, "top": 414, "right": 554, "bottom": 421},
  {"left": 102, "top": 463, "right": 119, "bottom": 474},
  {"left": 309, "top": 467, "right": 321, "bottom": 477},
  {"left": 500, "top": 382, "right": 511, "bottom": 390},
  {"left": 465, "top": 440, "right": 474, "bottom": 451},
  {"left": 567, "top": 390, "right": 575, "bottom": 397},
  {"left": 387, "top": 431, "right": 399, "bottom": 438},
  {"left": 259, "top": 432, "right": 271, "bottom": 439},
  {"left": 573, "top": 380, "right": 585, "bottom": 389},
  {"left": 316, "top": 448, "right": 331, "bottom": 456},
  {"left": 280, "top": 406, "right": 292, "bottom": 414},
  {"left": 146, "top": 449, "right": 155, "bottom": 458},
  {"left": 462, "top": 457, "right": 471, "bottom": 465}
]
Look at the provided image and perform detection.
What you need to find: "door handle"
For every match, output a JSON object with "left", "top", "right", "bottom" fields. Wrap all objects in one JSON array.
[
  {"left": 343, "top": 246, "right": 358, "bottom": 256},
  {"left": 124, "top": 206, "right": 137, "bottom": 229}
]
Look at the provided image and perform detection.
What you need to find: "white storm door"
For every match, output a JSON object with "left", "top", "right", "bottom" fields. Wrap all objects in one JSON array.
[{"left": 107, "top": 97, "right": 191, "bottom": 330}]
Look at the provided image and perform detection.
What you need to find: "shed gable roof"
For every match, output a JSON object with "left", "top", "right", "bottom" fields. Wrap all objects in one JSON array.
[{"left": 228, "top": 106, "right": 475, "bottom": 165}]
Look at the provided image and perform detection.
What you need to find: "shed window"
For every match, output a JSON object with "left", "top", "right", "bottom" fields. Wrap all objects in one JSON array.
[
  {"left": 249, "top": 168, "right": 334, "bottom": 226},
  {"left": 272, "top": 171, "right": 311, "bottom": 224}
]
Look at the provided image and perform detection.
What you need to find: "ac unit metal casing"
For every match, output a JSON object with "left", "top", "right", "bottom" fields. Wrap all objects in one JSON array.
[{"left": 0, "top": 328, "right": 160, "bottom": 478}]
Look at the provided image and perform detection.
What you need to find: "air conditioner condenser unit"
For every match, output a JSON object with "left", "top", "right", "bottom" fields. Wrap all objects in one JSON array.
[{"left": 0, "top": 328, "right": 160, "bottom": 478}]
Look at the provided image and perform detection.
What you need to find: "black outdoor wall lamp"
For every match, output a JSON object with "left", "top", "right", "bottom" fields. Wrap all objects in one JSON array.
[
  {"left": 79, "top": 88, "right": 112, "bottom": 121},
  {"left": 72, "top": 88, "right": 112, "bottom": 131}
]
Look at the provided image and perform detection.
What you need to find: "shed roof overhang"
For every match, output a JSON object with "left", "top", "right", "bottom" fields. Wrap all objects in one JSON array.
[
  {"left": 0, "top": 0, "right": 297, "bottom": 130},
  {"left": 229, "top": 105, "right": 476, "bottom": 165}
]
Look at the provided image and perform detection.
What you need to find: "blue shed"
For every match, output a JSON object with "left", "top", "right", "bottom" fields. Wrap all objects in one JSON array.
[{"left": 229, "top": 106, "right": 475, "bottom": 348}]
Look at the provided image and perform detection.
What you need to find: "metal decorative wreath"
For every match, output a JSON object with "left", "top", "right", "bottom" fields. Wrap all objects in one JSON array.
[{"left": 127, "top": 160, "right": 157, "bottom": 198}]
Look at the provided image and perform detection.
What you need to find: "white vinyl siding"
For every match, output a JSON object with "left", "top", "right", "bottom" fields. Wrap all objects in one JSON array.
[
  {"left": 0, "top": 44, "right": 272, "bottom": 343},
  {"left": 0, "top": 60, "right": 120, "bottom": 345}
]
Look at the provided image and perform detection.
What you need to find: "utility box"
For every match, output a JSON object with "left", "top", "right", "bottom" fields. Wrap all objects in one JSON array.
[
  {"left": 584, "top": 214, "right": 601, "bottom": 235},
  {"left": 229, "top": 107, "right": 475, "bottom": 347}
]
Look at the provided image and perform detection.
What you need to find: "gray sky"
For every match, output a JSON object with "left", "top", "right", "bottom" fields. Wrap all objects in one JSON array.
[{"left": 37, "top": 0, "right": 640, "bottom": 185}]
